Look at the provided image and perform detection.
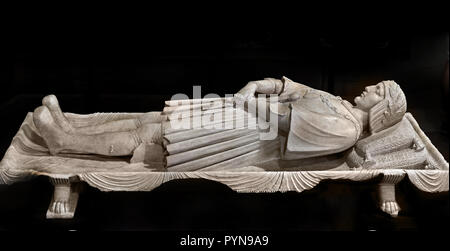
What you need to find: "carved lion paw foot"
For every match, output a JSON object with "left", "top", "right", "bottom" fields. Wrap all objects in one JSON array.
[
  {"left": 380, "top": 200, "right": 400, "bottom": 217},
  {"left": 50, "top": 199, "right": 69, "bottom": 215}
]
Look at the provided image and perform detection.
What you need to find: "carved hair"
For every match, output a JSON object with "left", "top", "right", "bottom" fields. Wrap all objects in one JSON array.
[{"left": 369, "top": 81, "right": 407, "bottom": 134}]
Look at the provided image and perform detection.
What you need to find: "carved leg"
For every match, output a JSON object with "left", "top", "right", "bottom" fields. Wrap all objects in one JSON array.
[
  {"left": 377, "top": 171, "right": 405, "bottom": 217},
  {"left": 46, "top": 177, "right": 80, "bottom": 219}
]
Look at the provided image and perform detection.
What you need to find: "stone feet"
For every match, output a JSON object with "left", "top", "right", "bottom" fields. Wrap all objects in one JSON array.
[
  {"left": 33, "top": 106, "right": 68, "bottom": 155},
  {"left": 42, "top": 94, "right": 75, "bottom": 134}
]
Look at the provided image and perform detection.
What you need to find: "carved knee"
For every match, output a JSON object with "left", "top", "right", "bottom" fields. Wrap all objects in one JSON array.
[{"left": 136, "top": 123, "right": 163, "bottom": 145}]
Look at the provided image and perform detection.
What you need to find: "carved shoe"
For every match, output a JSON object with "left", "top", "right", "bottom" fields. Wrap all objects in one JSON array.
[
  {"left": 33, "top": 106, "right": 67, "bottom": 155},
  {"left": 42, "top": 94, "right": 76, "bottom": 134}
]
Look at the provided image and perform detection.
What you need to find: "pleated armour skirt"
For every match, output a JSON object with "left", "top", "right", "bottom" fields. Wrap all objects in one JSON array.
[{"left": 162, "top": 98, "right": 280, "bottom": 171}]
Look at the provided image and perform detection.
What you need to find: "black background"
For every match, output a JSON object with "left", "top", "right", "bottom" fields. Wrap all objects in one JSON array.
[{"left": 0, "top": 29, "right": 448, "bottom": 234}]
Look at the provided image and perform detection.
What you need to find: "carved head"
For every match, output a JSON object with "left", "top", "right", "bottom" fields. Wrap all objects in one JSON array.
[{"left": 355, "top": 81, "right": 407, "bottom": 134}]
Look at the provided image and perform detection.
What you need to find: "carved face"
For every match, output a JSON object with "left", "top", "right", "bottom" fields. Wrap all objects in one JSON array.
[{"left": 354, "top": 83, "right": 385, "bottom": 111}]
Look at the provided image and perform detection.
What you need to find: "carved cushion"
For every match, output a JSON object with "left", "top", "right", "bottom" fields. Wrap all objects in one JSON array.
[{"left": 346, "top": 113, "right": 448, "bottom": 170}]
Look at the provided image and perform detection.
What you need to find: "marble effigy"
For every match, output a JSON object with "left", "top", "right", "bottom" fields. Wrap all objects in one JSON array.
[{"left": 0, "top": 77, "right": 448, "bottom": 219}]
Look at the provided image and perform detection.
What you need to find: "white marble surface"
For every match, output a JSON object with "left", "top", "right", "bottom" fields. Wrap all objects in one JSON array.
[{"left": 0, "top": 111, "right": 448, "bottom": 218}]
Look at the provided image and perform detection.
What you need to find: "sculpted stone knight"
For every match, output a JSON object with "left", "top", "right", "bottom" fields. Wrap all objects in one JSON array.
[
  {"left": 1, "top": 76, "right": 447, "bottom": 219},
  {"left": 32, "top": 77, "right": 407, "bottom": 171}
]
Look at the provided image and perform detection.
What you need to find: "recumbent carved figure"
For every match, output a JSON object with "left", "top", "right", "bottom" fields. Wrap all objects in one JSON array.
[{"left": 33, "top": 77, "right": 420, "bottom": 172}]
